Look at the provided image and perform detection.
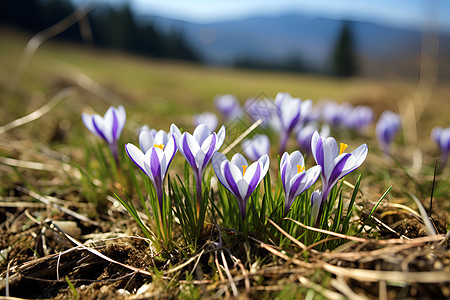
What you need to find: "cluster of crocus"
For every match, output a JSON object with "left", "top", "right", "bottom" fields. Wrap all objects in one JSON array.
[
  {"left": 213, "top": 152, "right": 269, "bottom": 220},
  {"left": 376, "top": 110, "right": 402, "bottom": 155},
  {"left": 431, "top": 126, "right": 450, "bottom": 169},
  {"left": 318, "top": 100, "right": 373, "bottom": 132},
  {"left": 311, "top": 131, "right": 368, "bottom": 222},
  {"left": 82, "top": 100, "right": 369, "bottom": 239},
  {"left": 241, "top": 134, "right": 270, "bottom": 162},
  {"left": 82, "top": 105, "right": 126, "bottom": 164}
]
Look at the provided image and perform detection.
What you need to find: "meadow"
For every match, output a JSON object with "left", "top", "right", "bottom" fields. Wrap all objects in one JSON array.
[{"left": 0, "top": 26, "right": 449, "bottom": 299}]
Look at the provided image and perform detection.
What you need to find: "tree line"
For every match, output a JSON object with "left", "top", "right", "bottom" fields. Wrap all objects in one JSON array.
[
  {"left": 0, "top": 0, "right": 200, "bottom": 62},
  {"left": 1, "top": 0, "right": 357, "bottom": 76}
]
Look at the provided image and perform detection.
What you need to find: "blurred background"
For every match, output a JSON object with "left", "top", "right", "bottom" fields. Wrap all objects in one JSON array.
[{"left": 1, "top": 0, "right": 450, "bottom": 79}]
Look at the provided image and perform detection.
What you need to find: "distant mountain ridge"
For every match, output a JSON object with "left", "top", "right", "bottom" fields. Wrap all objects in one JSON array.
[{"left": 140, "top": 13, "right": 450, "bottom": 78}]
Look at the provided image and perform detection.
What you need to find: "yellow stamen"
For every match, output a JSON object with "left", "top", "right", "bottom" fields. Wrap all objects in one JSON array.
[
  {"left": 339, "top": 143, "right": 348, "bottom": 155},
  {"left": 242, "top": 165, "right": 248, "bottom": 175},
  {"left": 297, "top": 165, "right": 305, "bottom": 173},
  {"left": 153, "top": 144, "right": 164, "bottom": 150}
]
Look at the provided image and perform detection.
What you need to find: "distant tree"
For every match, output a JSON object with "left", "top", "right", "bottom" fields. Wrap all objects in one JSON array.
[
  {"left": 332, "top": 21, "right": 357, "bottom": 77},
  {"left": 1, "top": 0, "right": 200, "bottom": 62}
]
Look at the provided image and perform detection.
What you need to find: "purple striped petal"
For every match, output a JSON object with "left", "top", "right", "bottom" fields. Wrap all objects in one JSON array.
[
  {"left": 125, "top": 143, "right": 146, "bottom": 174},
  {"left": 245, "top": 162, "right": 261, "bottom": 199},
  {"left": 182, "top": 134, "right": 198, "bottom": 170},
  {"left": 288, "top": 172, "right": 306, "bottom": 202},
  {"left": 327, "top": 153, "right": 351, "bottom": 190},
  {"left": 287, "top": 112, "right": 300, "bottom": 131},
  {"left": 315, "top": 136, "right": 324, "bottom": 168},
  {"left": 201, "top": 133, "right": 217, "bottom": 170},
  {"left": 164, "top": 135, "right": 177, "bottom": 169},
  {"left": 280, "top": 162, "right": 288, "bottom": 193},
  {"left": 111, "top": 109, "right": 119, "bottom": 142},
  {"left": 92, "top": 117, "right": 108, "bottom": 142},
  {"left": 150, "top": 148, "right": 162, "bottom": 186},
  {"left": 224, "top": 162, "right": 241, "bottom": 200}
]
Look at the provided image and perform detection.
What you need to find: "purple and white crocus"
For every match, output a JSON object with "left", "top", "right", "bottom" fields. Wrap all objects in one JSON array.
[
  {"left": 431, "top": 126, "right": 450, "bottom": 169},
  {"left": 376, "top": 110, "right": 402, "bottom": 155},
  {"left": 311, "top": 131, "right": 368, "bottom": 206},
  {"left": 241, "top": 134, "right": 270, "bottom": 162},
  {"left": 213, "top": 153, "right": 270, "bottom": 220},
  {"left": 272, "top": 92, "right": 311, "bottom": 155},
  {"left": 193, "top": 112, "right": 218, "bottom": 132},
  {"left": 296, "top": 123, "right": 330, "bottom": 155},
  {"left": 214, "top": 94, "right": 242, "bottom": 121},
  {"left": 280, "top": 151, "right": 321, "bottom": 215},
  {"left": 170, "top": 123, "right": 226, "bottom": 208},
  {"left": 125, "top": 134, "right": 177, "bottom": 213},
  {"left": 82, "top": 105, "right": 126, "bottom": 164},
  {"left": 139, "top": 127, "right": 170, "bottom": 153}
]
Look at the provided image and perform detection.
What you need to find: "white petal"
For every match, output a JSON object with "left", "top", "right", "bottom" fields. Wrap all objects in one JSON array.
[
  {"left": 93, "top": 114, "right": 109, "bottom": 141},
  {"left": 236, "top": 179, "right": 249, "bottom": 200},
  {"left": 243, "top": 160, "right": 258, "bottom": 182},
  {"left": 280, "top": 152, "right": 289, "bottom": 169},
  {"left": 163, "top": 135, "right": 177, "bottom": 168},
  {"left": 257, "top": 154, "right": 270, "bottom": 182},
  {"left": 170, "top": 123, "right": 182, "bottom": 147},
  {"left": 82, "top": 113, "right": 98, "bottom": 137},
  {"left": 212, "top": 152, "right": 230, "bottom": 190},
  {"left": 139, "top": 130, "right": 155, "bottom": 153},
  {"left": 103, "top": 107, "right": 115, "bottom": 143},
  {"left": 227, "top": 161, "right": 244, "bottom": 181},
  {"left": 231, "top": 153, "right": 248, "bottom": 171},
  {"left": 116, "top": 105, "right": 126, "bottom": 136},
  {"left": 322, "top": 136, "right": 339, "bottom": 178},
  {"left": 311, "top": 131, "right": 321, "bottom": 162},
  {"left": 125, "top": 143, "right": 146, "bottom": 174},
  {"left": 215, "top": 125, "right": 226, "bottom": 151},
  {"left": 154, "top": 130, "right": 169, "bottom": 145},
  {"left": 193, "top": 124, "right": 211, "bottom": 145}
]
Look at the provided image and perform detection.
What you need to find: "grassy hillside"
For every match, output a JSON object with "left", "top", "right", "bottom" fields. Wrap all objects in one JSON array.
[{"left": 0, "top": 26, "right": 449, "bottom": 299}]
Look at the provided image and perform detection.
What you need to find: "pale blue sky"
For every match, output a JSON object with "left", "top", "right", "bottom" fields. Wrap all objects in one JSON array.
[
  {"left": 72, "top": 0, "right": 450, "bottom": 32},
  {"left": 128, "top": 0, "right": 449, "bottom": 31}
]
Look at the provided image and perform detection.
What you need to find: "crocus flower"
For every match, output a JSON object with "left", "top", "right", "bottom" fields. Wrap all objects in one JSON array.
[
  {"left": 213, "top": 152, "right": 270, "bottom": 220},
  {"left": 311, "top": 131, "right": 368, "bottom": 205},
  {"left": 241, "top": 134, "right": 270, "bottom": 162},
  {"left": 170, "top": 123, "right": 226, "bottom": 208},
  {"left": 345, "top": 105, "right": 374, "bottom": 132},
  {"left": 193, "top": 112, "right": 218, "bottom": 132},
  {"left": 214, "top": 94, "right": 242, "bottom": 121},
  {"left": 125, "top": 135, "right": 177, "bottom": 213},
  {"left": 320, "top": 100, "right": 344, "bottom": 127},
  {"left": 139, "top": 127, "right": 170, "bottom": 153},
  {"left": 376, "top": 110, "right": 402, "bottom": 155},
  {"left": 280, "top": 151, "right": 321, "bottom": 214},
  {"left": 310, "top": 189, "right": 323, "bottom": 225},
  {"left": 82, "top": 105, "right": 126, "bottom": 164},
  {"left": 244, "top": 97, "right": 275, "bottom": 127},
  {"left": 296, "top": 123, "right": 330, "bottom": 155},
  {"left": 272, "top": 92, "right": 311, "bottom": 154},
  {"left": 431, "top": 126, "right": 450, "bottom": 168}
]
